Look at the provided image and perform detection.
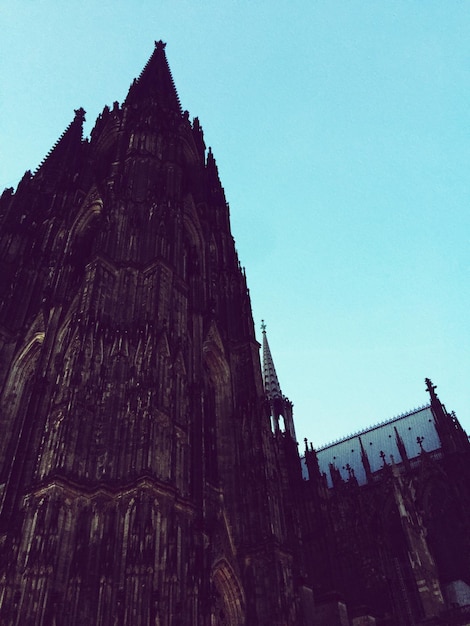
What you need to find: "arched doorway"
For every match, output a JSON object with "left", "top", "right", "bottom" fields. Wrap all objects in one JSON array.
[{"left": 211, "top": 560, "right": 245, "bottom": 626}]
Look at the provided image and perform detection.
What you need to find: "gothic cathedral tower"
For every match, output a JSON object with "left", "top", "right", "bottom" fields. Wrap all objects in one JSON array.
[{"left": 0, "top": 42, "right": 301, "bottom": 625}]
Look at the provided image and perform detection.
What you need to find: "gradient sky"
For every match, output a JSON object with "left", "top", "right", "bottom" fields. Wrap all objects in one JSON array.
[{"left": 2, "top": 1, "right": 469, "bottom": 446}]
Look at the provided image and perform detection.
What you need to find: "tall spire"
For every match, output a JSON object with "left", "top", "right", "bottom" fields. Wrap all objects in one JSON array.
[
  {"left": 261, "top": 320, "right": 282, "bottom": 401},
  {"left": 35, "top": 108, "right": 85, "bottom": 181},
  {"left": 125, "top": 40, "right": 182, "bottom": 113}
]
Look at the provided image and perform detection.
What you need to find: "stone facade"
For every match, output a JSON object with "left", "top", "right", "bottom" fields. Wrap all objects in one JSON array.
[{"left": 0, "top": 41, "right": 469, "bottom": 626}]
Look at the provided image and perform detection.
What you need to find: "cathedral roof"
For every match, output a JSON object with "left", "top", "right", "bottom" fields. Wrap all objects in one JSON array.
[
  {"left": 125, "top": 40, "right": 182, "bottom": 113},
  {"left": 261, "top": 321, "right": 283, "bottom": 401},
  {"left": 309, "top": 405, "right": 441, "bottom": 487}
]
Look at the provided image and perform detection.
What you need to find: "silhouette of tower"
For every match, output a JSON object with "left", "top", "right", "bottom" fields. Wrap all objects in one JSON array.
[
  {"left": 3, "top": 39, "right": 470, "bottom": 626},
  {"left": 0, "top": 41, "right": 301, "bottom": 626}
]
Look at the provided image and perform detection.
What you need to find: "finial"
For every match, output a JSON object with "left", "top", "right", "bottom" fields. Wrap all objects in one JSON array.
[
  {"left": 424, "top": 378, "right": 436, "bottom": 395},
  {"left": 346, "top": 464, "right": 355, "bottom": 481},
  {"left": 155, "top": 40, "right": 166, "bottom": 50},
  {"left": 74, "top": 107, "right": 86, "bottom": 121},
  {"left": 425, "top": 378, "right": 438, "bottom": 400},
  {"left": 261, "top": 320, "right": 266, "bottom": 334}
]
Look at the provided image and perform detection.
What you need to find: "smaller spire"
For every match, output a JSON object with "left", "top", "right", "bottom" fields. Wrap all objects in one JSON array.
[
  {"left": 394, "top": 426, "right": 409, "bottom": 467},
  {"left": 35, "top": 108, "right": 86, "bottom": 180},
  {"left": 192, "top": 117, "right": 206, "bottom": 160},
  {"left": 304, "top": 440, "right": 322, "bottom": 481},
  {"left": 205, "top": 147, "right": 227, "bottom": 206},
  {"left": 329, "top": 463, "right": 344, "bottom": 489},
  {"left": 261, "top": 321, "right": 282, "bottom": 401},
  {"left": 261, "top": 321, "right": 296, "bottom": 440},
  {"left": 359, "top": 436, "right": 372, "bottom": 482}
]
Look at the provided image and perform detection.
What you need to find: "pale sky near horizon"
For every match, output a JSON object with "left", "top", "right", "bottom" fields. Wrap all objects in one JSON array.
[{"left": 1, "top": 1, "right": 469, "bottom": 447}]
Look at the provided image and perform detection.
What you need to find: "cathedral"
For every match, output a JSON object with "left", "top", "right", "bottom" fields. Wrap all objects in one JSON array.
[{"left": 0, "top": 41, "right": 469, "bottom": 626}]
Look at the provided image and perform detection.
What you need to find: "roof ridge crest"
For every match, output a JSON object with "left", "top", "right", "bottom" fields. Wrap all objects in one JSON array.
[{"left": 316, "top": 404, "right": 431, "bottom": 451}]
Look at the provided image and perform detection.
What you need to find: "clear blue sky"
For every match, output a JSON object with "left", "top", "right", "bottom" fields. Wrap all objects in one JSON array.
[{"left": 2, "top": 1, "right": 469, "bottom": 446}]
